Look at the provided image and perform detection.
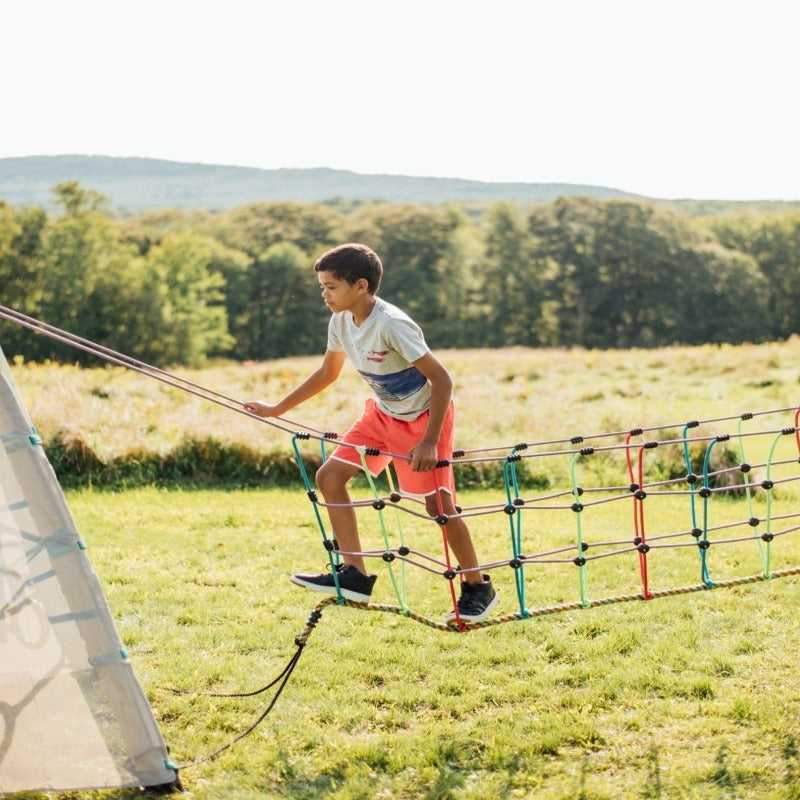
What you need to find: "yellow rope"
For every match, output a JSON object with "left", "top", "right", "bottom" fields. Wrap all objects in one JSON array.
[{"left": 294, "top": 565, "right": 800, "bottom": 642}]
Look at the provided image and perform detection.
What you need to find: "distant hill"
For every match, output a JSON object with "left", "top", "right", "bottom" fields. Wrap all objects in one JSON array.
[{"left": 0, "top": 155, "right": 643, "bottom": 212}]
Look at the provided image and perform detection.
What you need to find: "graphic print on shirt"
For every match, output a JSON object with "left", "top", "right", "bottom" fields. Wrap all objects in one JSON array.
[
  {"left": 367, "top": 349, "right": 390, "bottom": 363},
  {"left": 358, "top": 366, "right": 428, "bottom": 402}
]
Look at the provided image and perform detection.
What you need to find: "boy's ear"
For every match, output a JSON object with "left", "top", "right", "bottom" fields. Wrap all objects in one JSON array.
[{"left": 356, "top": 277, "right": 369, "bottom": 293}]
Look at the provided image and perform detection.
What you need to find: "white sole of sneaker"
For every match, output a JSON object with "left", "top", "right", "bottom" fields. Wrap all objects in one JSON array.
[
  {"left": 444, "top": 591, "right": 500, "bottom": 623},
  {"left": 289, "top": 575, "right": 373, "bottom": 603}
]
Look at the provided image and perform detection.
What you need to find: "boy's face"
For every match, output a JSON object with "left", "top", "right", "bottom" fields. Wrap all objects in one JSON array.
[{"left": 317, "top": 270, "right": 368, "bottom": 314}]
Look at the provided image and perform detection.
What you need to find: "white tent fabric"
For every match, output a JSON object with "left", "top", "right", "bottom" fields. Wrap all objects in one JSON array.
[{"left": 0, "top": 348, "right": 177, "bottom": 794}]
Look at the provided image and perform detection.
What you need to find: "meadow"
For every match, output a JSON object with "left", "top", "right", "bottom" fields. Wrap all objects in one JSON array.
[{"left": 5, "top": 341, "right": 800, "bottom": 800}]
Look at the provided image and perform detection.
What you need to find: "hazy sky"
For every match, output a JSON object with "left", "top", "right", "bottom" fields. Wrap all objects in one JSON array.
[{"left": 3, "top": 0, "right": 798, "bottom": 200}]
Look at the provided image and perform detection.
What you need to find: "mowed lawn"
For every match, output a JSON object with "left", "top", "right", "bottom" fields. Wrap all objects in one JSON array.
[{"left": 6, "top": 341, "right": 800, "bottom": 799}]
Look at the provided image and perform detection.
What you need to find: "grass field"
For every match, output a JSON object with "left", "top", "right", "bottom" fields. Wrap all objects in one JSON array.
[{"left": 5, "top": 342, "right": 800, "bottom": 799}]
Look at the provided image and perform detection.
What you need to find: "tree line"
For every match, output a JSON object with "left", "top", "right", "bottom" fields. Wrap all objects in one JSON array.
[{"left": 1, "top": 181, "right": 798, "bottom": 366}]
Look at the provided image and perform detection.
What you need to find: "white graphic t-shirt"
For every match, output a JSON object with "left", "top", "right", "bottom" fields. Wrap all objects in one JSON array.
[{"left": 327, "top": 297, "right": 432, "bottom": 420}]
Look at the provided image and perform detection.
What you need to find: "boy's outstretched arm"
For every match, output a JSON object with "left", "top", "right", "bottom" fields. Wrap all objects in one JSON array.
[
  {"left": 243, "top": 350, "right": 346, "bottom": 418},
  {"left": 408, "top": 352, "right": 453, "bottom": 472}
]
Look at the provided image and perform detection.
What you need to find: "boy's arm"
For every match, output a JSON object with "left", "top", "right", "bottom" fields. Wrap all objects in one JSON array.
[
  {"left": 407, "top": 351, "right": 453, "bottom": 472},
  {"left": 243, "top": 350, "right": 346, "bottom": 418}
]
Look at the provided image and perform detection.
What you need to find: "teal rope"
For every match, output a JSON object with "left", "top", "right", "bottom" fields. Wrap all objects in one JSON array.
[
  {"left": 568, "top": 451, "right": 590, "bottom": 608},
  {"left": 502, "top": 452, "right": 529, "bottom": 617}
]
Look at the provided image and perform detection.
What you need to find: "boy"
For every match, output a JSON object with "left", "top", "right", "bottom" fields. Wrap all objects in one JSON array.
[{"left": 244, "top": 243, "right": 498, "bottom": 622}]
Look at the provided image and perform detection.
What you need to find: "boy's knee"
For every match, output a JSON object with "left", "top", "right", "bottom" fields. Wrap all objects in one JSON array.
[{"left": 315, "top": 459, "right": 352, "bottom": 496}]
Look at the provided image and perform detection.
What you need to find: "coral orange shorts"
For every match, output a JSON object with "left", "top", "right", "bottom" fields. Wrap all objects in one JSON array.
[{"left": 329, "top": 398, "right": 457, "bottom": 497}]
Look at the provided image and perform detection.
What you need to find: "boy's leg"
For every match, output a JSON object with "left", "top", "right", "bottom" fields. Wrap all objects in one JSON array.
[
  {"left": 425, "top": 490, "right": 482, "bottom": 585},
  {"left": 315, "top": 457, "right": 369, "bottom": 576}
]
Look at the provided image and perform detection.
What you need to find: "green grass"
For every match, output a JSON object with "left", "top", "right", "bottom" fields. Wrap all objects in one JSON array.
[{"left": 8, "top": 485, "right": 800, "bottom": 800}]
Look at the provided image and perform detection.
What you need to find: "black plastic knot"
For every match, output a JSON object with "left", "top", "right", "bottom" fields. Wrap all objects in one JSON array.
[
  {"left": 575, "top": 486, "right": 584, "bottom": 496},
  {"left": 685, "top": 420, "right": 699, "bottom": 429},
  {"left": 365, "top": 446, "right": 381, "bottom": 456},
  {"left": 323, "top": 431, "right": 339, "bottom": 440},
  {"left": 644, "top": 441, "right": 658, "bottom": 449},
  {"left": 389, "top": 492, "right": 402, "bottom": 503},
  {"left": 629, "top": 427, "right": 643, "bottom": 436},
  {"left": 323, "top": 539, "right": 337, "bottom": 551},
  {"left": 581, "top": 541, "right": 589, "bottom": 552},
  {"left": 573, "top": 556, "right": 586, "bottom": 566},
  {"left": 306, "top": 490, "right": 319, "bottom": 502},
  {"left": 716, "top": 434, "right": 730, "bottom": 443},
  {"left": 571, "top": 502, "right": 583, "bottom": 513},
  {"left": 697, "top": 540, "right": 711, "bottom": 550},
  {"left": 637, "top": 543, "right": 650, "bottom": 554},
  {"left": 398, "top": 545, "right": 410, "bottom": 556},
  {"left": 372, "top": 499, "right": 385, "bottom": 510},
  {"left": 509, "top": 558, "right": 522, "bottom": 569},
  {"left": 455, "top": 504, "right": 462, "bottom": 514},
  {"left": 504, "top": 504, "right": 516, "bottom": 515},
  {"left": 452, "top": 449, "right": 465, "bottom": 459},
  {"left": 686, "top": 473, "right": 698, "bottom": 485},
  {"left": 761, "top": 480, "right": 774, "bottom": 490},
  {"left": 443, "top": 569, "right": 457, "bottom": 580},
  {"left": 740, "top": 463, "right": 751, "bottom": 474},
  {"left": 513, "top": 497, "right": 525, "bottom": 506},
  {"left": 691, "top": 528, "right": 703, "bottom": 539},
  {"left": 633, "top": 536, "right": 642, "bottom": 545},
  {"left": 435, "top": 514, "right": 449, "bottom": 525},
  {"left": 629, "top": 482, "right": 639, "bottom": 493},
  {"left": 635, "top": 489, "right": 647, "bottom": 500},
  {"left": 570, "top": 435, "right": 584, "bottom": 445},
  {"left": 782, "top": 427, "right": 796, "bottom": 436},
  {"left": 382, "top": 551, "right": 395, "bottom": 562},
  {"left": 514, "top": 442, "right": 529, "bottom": 451},
  {"left": 761, "top": 532, "right": 774, "bottom": 542},
  {"left": 748, "top": 516, "right": 760, "bottom": 527},
  {"left": 295, "top": 431, "right": 311, "bottom": 440},
  {"left": 435, "top": 459, "right": 451, "bottom": 468},
  {"left": 740, "top": 412, "right": 753, "bottom": 421},
  {"left": 506, "top": 453, "right": 522, "bottom": 462},
  {"left": 580, "top": 447, "right": 594, "bottom": 456},
  {"left": 698, "top": 487, "right": 711, "bottom": 498}
]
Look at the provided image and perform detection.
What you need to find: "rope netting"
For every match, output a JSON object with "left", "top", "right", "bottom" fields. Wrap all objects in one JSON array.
[{"left": 289, "top": 405, "right": 800, "bottom": 634}]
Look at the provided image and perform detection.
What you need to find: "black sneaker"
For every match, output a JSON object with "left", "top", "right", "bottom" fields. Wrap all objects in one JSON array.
[
  {"left": 290, "top": 563, "right": 377, "bottom": 602},
  {"left": 445, "top": 576, "right": 499, "bottom": 623}
]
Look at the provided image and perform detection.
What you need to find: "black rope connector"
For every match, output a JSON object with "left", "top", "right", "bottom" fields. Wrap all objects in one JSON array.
[
  {"left": 306, "top": 490, "right": 319, "bottom": 502},
  {"left": 573, "top": 556, "right": 587, "bottom": 566},
  {"left": 294, "top": 431, "right": 311, "bottom": 440},
  {"left": 514, "top": 442, "right": 529, "bottom": 451},
  {"left": 740, "top": 463, "right": 751, "bottom": 474},
  {"left": 635, "top": 489, "right": 647, "bottom": 500},
  {"left": 581, "top": 541, "right": 589, "bottom": 552},
  {"left": 748, "top": 516, "right": 760, "bottom": 527},
  {"left": 761, "top": 479, "right": 774, "bottom": 490},
  {"left": 509, "top": 558, "right": 522, "bottom": 569},
  {"left": 452, "top": 449, "right": 465, "bottom": 459},
  {"left": 571, "top": 502, "right": 583, "bottom": 513},
  {"left": 513, "top": 497, "right": 525, "bottom": 507},
  {"left": 389, "top": 492, "right": 402, "bottom": 503},
  {"left": 575, "top": 486, "right": 584, "bottom": 496},
  {"left": 761, "top": 532, "right": 774, "bottom": 542},
  {"left": 455, "top": 504, "right": 462, "bottom": 514},
  {"left": 506, "top": 453, "right": 522, "bottom": 463},
  {"left": 323, "top": 431, "right": 339, "bottom": 440},
  {"left": 435, "top": 458, "right": 451, "bottom": 468},
  {"left": 323, "top": 539, "right": 339, "bottom": 552},
  {"left": 504, "top": 504, "right": 517, "bottom": 515},
  {"left": 643, "top": 441, "right": 658, "bottom": 450},
  {"left": 629, "top": 482, "right": 639, "bottom": 493},
  {"left": 365, "top": 446, "right": 381, "bottom": 456},
  {"left": 782, "top": 427, "right": 796, "bottom": 436},
  {"left": 398, "top": 545, "right": 410, "bottom": 556},
  {"left": 633, "top": 536, "right": 641, "bottom": 545},
  {"left": 580, "top": 446, "right": 594, "bottom": 456},
  {"left": 686, "top": 473, "right": 698, "bottom": 485},
  {"left": 697, "top": 540, "right": 711, "bottom": 550},
  {"left": 699, "top": 487, "right": 711, "bottom": 498},
  {"left": 443, "top": 569, "right": 457, "bottom": 580},
  {"left": 435, "top": 514, "right": 449, "bottom": 526},
  {"left": 740, "top": 412, "right": 753, "bottom": 421},
  {"left": 382, "top": 551, "right": 395, "bottom": 562},
  {"left": 637, "top": 543, "right": 650, "bottom": 554},
  {"left": 372, "top": 499, "right": 386, "bottom": 510},
  {"left": 685, "top": 420, "right": 699, "bottom": 429},
  {"left": 629, "top": 427, "right": 643, "bottom": 436},
  {"left": 691, "top": 527, "right": 703, "bottom": 539},
  {"left": 715, "top": 434, "right": 730, "bottom": 443},
  {"left": 570, "top": 435, "right": 584, "bottom": 445}
]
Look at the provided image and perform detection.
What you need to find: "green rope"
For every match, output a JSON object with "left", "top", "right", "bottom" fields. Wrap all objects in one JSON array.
[
  {"left": 699, "top": 439, "right": 716, "bottom": 587},
  {"left": 736, "top": 417, "right": 768, "bottom": 572},
  {"left": 568, "top": 451, "right": 590, "bottom": 608}
]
